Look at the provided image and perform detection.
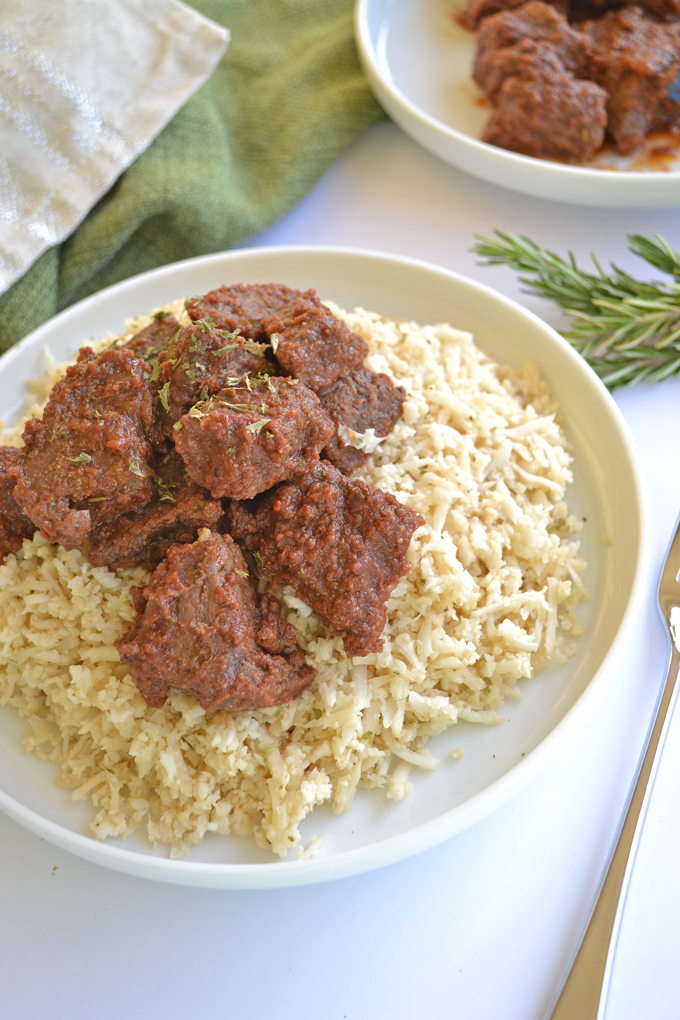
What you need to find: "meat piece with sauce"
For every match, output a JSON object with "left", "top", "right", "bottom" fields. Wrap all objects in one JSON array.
[
  {"left": 318, "top": 367, "right": 406, "bottom": 475},
  {"left": 475, "top": 35, "right": 574, "bottom": 102},
  {"left": 0, "top": 448, "right": 35, "bottom": 559},
  {"left": 120, "top": 314, "right": 180, "bottom": 363},
  {"left": 13, "top": 349, "right": 155, "bottom": 549},
  {"left": 574, "top": 0, "right": 680, "bottom": 22},
  {"left": 474, "top": 2, "right": 589, "bottom": 81},
  {"left": 116, "top": 530, "right": 315, "bottom": 713},
  {"left": 229, "top": 461, "right": 424, "bottom": 658},
  {"left": 186, "top": 283, "right": 302, "bottom": 340},
  {"left": 261, "top": 292, "right": 368, "bottom": 392},
  {"left": 157, "top": 320, "right": 270, "bottom": 430},
  {"left": 86, "top": 450, "right": 223, "bottom": 570},
  {"left": 582, "top": 6, "right": 680, "bottom": 154},
  {"left": 482, "top": 61, "right": 607, "bottom": 162},
  {"left": 458, "top": 0, "right": 568, "bottom": 33},
  {"left": 174, "top": 376, "right": 333, "bottom": 499}
]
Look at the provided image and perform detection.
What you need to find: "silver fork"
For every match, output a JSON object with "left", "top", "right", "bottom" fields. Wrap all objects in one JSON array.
[{"left": 544, "top": 513, "right": 680, "bottom": 1020}]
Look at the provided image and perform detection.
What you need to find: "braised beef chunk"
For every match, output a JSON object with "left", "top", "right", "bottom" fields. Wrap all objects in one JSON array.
[
  {"left": 261, "top": 292, "right": 368, "bottom": 392},
  {"left": 115, "top": 530, "right": 315, "bottom": 713},
  {"left": 13, "top": 349, "right": 154, "bottom": 550},
  {"left": 229, "top": 462, "right": 424, "bottom": 658},
  {"left": 582, "top": 7, "right": 680, "bottom": 153},
  {"left": 87, "top": 451, "right": 223, "bottom": 570},
  {"left": 120, "top": 314, "right": 180, "bottom": 363},
  {"left": 647, "top": 0, "right": 680, "bottom": 18},
  {"left": 0, "top": 448, "right": 34, "bottom": 559},
  {"left": 174, "top": 376, "right": 334, "bottom": 499},
  {"left": 319, "top": 367, "right": 406, "bottom": 475},
  {"left": 482, "top": 64, "right": 607, "bottom": 161},
  {"left": 459, "top": 0, "right": 568, "bottom": 32},
  {"left": 186, "top": 283, "right": 303, "bottom": 340},
  {"left": 474, "top": 2, "right": 588, "bottom": 79},
  {"left": 157, "top": 321, "right": 269, "bottom": 429},
  {"left": 475, "top": 35, "right": 573, "bottom": 101}
]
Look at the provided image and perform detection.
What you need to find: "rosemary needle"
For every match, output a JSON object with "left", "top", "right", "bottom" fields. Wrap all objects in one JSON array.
[{"left": 471, "top": 230, "right": 680, "bottom": 388}]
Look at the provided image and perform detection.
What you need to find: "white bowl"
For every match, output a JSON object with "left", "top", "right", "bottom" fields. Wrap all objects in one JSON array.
[
  {"left": 0, "top": 245, "right": 648, "bottom": 887},
  {"left": 355, "top": 0, "right": 680, "bottom": 208}
]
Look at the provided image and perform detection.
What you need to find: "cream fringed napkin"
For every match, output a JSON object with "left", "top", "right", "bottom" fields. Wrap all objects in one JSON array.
[{"left": 0, "top": 0, "right": 229, "bottom": 293}]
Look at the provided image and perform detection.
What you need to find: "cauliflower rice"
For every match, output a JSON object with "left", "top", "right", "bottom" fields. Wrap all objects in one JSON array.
[{"left": 0, "top": 303, "right": 586, "bottom": 858}]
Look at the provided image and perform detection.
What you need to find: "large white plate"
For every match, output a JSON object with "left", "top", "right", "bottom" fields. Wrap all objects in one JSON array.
[
  {"left": 0, "top": 246, "right": 648, "bottom": 887},
  {"left": 355, "top": 0, "right": 680, "bottom": 208}
]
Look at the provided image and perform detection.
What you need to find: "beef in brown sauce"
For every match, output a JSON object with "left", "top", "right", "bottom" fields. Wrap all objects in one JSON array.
[
  {"left": 475, "top": 33, "right": 576, "bottom": 100},
  {"left": 86, "top": 450, "right": 223, "bottom": 570},
  {"left": 261, "top": 292, "right": 368, "bottom": 392},
  {"left": 186, "top": 283, "right": 303, "bottom": 339},
  {"left": 13, "top": 349, "right": 155, "bottom": 550},
  {"left": 318, "top": 367, "right": 406, "bottom": 475},
  {"left": 157, "top": 320, "right": 269, "bottom": 430},
  {"left": 465, "top": 0, "right": 680, "bottom": 160},
  {"left": 115, "top": 530, "right": 315, "bottom": 713},
  {"left": 482, "top": 60, "right": 607, "bottom": 160},
  {"left": 582, "top": 6, "right": 680, "bottom": 153},
  {"left": 120, "top": 314, "right": 180, "bottom": 363},
  {"left": 229, "top": 461, "right": 424, "bottom": 658},
  {"left": 474, "top": 2, "right": 588, "bottom": 77},
  {"left": 459, "top": 0, "right": 568, "bottom": 31},
  {"left": 174, "top": 376, "right": 334, "bottom": 500},
  {"left": 0, "top": 447, "right": 35, "bottom": 560}
]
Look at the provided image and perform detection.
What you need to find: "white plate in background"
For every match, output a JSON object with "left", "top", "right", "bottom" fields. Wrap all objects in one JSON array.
[
  {"left": 355, "top": 0, "right": 680, "bottom": 207},
  {"left": 0, "top": 245, "right": 648, "bottom": 886}
]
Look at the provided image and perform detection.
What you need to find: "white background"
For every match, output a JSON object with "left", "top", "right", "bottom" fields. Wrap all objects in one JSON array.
[{"left": 3, "top": 121, "right": 680, "bottom": 1020}]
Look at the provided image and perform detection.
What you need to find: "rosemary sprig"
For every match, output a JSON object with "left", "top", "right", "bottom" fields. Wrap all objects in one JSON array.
[{"left": 472, "top": 230, "right": 680, "bottom": 388}]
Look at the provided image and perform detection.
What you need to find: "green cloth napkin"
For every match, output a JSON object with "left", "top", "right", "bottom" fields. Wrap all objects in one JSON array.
[{"left": 0, "top": 0, "right": 384, "bottom": 354}]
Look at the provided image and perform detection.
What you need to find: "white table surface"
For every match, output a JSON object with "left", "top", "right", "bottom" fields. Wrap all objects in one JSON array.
[{"left": 2, "top": 120, "right": 680, "bottom": 1020}]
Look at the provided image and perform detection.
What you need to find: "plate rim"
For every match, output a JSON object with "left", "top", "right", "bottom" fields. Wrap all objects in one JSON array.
[{"left": 0, "top": 243, "right": 650, "bottom": 888}]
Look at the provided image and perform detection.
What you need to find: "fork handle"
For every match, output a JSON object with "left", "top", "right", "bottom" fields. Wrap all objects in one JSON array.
[{"left": 545, "top": 637, "right": 680, "bottom": 1020}]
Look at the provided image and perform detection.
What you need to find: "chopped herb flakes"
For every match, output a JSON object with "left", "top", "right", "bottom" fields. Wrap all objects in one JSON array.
[
  {"left": 158, "top": 382, "right": 171, "bottom": 412},
  {"left": 236, "top": 569, "right": 249, "bottom": 578},
  {"left": 69, "top": 452, "right": 92, "bottom": 465},
  {"left": 153, "top": 476, "right": 178, "bottom": 503},
  {"left": 92, "top": 409, "right": 102, "bottom": 420},
  {"left": 129, "top": 461, "right": 144, "bottom": 477},
  {"left": 245, "top": 418, "right": 270, "bottom": 434},
  {"left": 253, "top": 550, "right": 263, "bottom": 569},
  {"left": 221, "top": 402, "right": 251, "bottom": 413}
]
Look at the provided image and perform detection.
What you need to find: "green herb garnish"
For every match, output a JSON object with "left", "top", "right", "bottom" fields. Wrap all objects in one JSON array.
[
  {"left": 158, "top": 381, "right": 171, "bottom": 412},
  {"left": 69, "top": 452, "right": 92, "bottom": 465},
  {"left": 473, "top": 230, "right": 680, "bottom": 387},
  {"left": 129, "top": 461, "right": 144, "bottom": 477},
  {"left": 153, "top": 476, "right": 177, "bottom": 503},
  {"left": 245, "top": 418, "right": 270, "bottom": 434}
]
